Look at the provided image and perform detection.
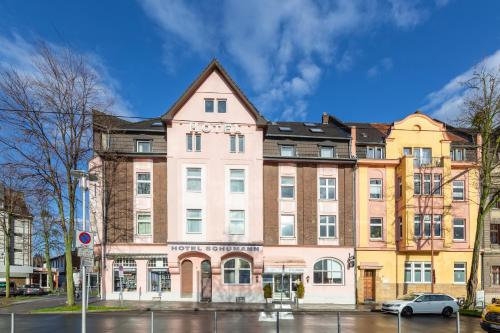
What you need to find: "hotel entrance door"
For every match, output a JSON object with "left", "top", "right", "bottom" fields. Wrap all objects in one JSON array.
[{"left": 273, "top": 274, "right": 291, "bottom": 300}]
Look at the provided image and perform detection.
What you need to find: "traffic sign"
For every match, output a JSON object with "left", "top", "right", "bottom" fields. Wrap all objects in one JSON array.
[
  {"left": 76, "top": 230, "right": 93, "bottom": 248},
  {"left": 118, "top": 265, "right": 124, "bottom": 278},
  {"left": 82, "top": 256, "right": 93, "bottom": 267},
  {"left": 78, "top": 247, "right": 94, "bottom": 258}
]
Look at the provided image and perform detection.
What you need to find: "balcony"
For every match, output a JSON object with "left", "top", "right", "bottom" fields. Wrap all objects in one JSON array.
[{"left": 413, "top": 157, "right": 443, "bottom": 168}]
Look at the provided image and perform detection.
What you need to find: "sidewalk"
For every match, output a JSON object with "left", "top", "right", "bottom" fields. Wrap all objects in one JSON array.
[{"left": 91, "top": 299, "right": 377, "bottom": 313}]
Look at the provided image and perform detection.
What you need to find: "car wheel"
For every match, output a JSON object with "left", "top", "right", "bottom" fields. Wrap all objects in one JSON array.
[
  {"left": 442, "top": 307, "right": 453, "bottom": 318},
  {"left": 401, "top": 306, "right": 413, "bottom": 317}
]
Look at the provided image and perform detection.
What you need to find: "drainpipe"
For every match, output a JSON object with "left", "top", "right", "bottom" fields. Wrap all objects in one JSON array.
[
  {"left": 101, "top": 157, "right": 106, "bottom": 301},
  {"left": 352, "top": 163, "right": 358, "bottom": 304}
]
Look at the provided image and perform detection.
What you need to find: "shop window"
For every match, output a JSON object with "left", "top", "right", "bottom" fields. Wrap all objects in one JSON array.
[
  {"left": 113, "top": 258, "right": 137, "bottom": 292},
  {"left": 223, "top": 258, "right": 251, "bottom": 285},
  {"left": 454, "top": 262, "right": 466, "bottom": 284},
  {"left": 313, "top": 258, "right": 343, "bottom": 285},
  {"left": 147, "top": 258, "right": 170, "bottom": 292}
]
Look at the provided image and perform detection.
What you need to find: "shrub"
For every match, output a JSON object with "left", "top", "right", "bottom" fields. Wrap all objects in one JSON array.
[
  {"left": 263, "top": 283, "right": 273, "bottom": 299},
  {"left": 296, "top": 282, "right": 305, "bottom": 299}
]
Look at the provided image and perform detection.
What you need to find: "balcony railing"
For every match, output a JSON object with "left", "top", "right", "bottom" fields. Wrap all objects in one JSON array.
[{"left": 413, "top": 157, "right": 443, "bottom": 168}]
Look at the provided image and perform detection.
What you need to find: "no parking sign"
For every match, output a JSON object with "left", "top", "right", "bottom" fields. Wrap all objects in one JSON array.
[{"left": 76, "top": 230, "right": 93, "bottom": 248}]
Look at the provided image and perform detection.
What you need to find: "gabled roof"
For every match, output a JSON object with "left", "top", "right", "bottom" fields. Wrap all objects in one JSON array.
[
  {"left": 93, "top": 110, "right": 164, "bottom": 132},
  {"left": 162, "top": 59, "right": 268, "bottom": 126}
]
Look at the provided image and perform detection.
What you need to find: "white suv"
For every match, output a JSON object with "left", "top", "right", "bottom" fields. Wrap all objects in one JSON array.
[{"left": 381, "top": 293, "right": 459, "bottom": 317}]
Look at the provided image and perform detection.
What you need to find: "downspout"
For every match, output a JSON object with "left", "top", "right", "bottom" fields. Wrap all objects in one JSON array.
[
  {"left": 101, "top": 157, "right": 106, "bottom": 301},
  {"left": 353, "top": 163, "right": 357, "bottom": 304}
]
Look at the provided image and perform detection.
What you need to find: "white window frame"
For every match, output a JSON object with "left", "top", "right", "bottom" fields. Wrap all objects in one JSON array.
[
  {"left": 433, "top": 174, "right": 442, "bottom": 195},
  {"left": 369, "top": 178, "right": 383, "bottom": 199},
  {"left": 230, "top": 135, "right": 245, "bottom": 153},
  {"left": 319, "top": 146, "right": 335, "bottom": 158},
  {"left": 404, "top": 262, "right": 432, "bottom": 284},
  {"left": 369, "top": 217, "right": 383, "bottom": 240},
  {"left": 280, "top": 176, "right": 295, "bottom": 199},
  {"left": 205, "top": 98, "right": 214, "bottom": 113},
  {"left": 454, "top": 262, "right": 466, "bottom": 284},
  {"left": 414, "top": 147, "right": 432, "bottom": 166},
  {"left": 217, "top": 99, "right": 227, "bottom": 113},
  {"left": 186, "top": 167, "right": 202, "bottom": 192},
  {"left": 451, "top": 148, "right": 465, "bottom": 161},
  {"left": 433, "top": 215, "right": 442, "bottom": 238},
  {"left": 136, "top": 140, "right": 152, "bottom": 153},
  {"left": 319, "top": 215, "right": 336, "bottom": 238},
  {"left": 186, "top": 209, "right": 202, "bottom": 234},
  {"left": 223, "top": 258, "right": 251, "bottom": 285},
  {"left": 414, "top": 173, "right": 422, "bottom": 195},
  {"left": 319, "top": 177, "right": 336, "bottom": 200},
  {"left": 423, "top": 174, "right": 432, "bottom": 195},
  {"left": 414, "top": 215, "right": 422, "bottom": 238},
  {"left": 229, "top": 169, "right": 245, "bottom": 193},
  {"left": 229, "top": 210, "right": 245, "bottom": 235},
  {"left": 453, "top": 218, "right": 465, "bottom": 241},
  {"left": 366, "top": 146, "right": 384, "bottom": 159},
  {"left": 280, "top": 145, "right": 295, "bottom": 157},
  {"left": 136, "top": 172, "right": 151, "bottom": 195},
  {"left": 453, "top": 180, "right": 465, "bottom": 200},
  {"left": 280, "top": 214, "right": 295, "bottom": 238},
  {"left": 136, "top": 212, "right": 152, "bottom": 235},
  {"left": 313, "top": 258, "right": 344, "bottom": 285},
  {"left": 186, "top": 133, "right": 201, "bottom": 152}
]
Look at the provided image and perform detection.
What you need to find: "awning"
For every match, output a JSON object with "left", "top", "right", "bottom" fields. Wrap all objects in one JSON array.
[
  {"left": 358, "top": 262, "right": 383, "bottom": 270},
  {"left": 263, "top": 257, "right": 306, "bottom": 273}
]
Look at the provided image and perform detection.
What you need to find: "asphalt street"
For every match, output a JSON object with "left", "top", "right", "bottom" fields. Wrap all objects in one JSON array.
[{"left": 0, "top": 311, "right": 484, "bottom": 333}]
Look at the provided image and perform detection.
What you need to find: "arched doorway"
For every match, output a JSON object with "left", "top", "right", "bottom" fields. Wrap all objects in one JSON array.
[
  {"left": 200, "top": 260, "right": 212, "bottom": 302},
  {"left": 181, "top": 260, "right": 193, "bottom": 298}
]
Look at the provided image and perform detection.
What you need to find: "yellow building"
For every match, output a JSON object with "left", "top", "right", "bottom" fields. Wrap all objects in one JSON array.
[{"left": 349, "top": 112, "right": 480, "bottom": 303}]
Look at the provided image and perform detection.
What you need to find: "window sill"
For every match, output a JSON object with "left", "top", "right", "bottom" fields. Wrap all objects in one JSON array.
[
  {"left": 452, "top": 199, "right": 466, "bottom": 202},
  {"left": 280, "top": 236, "right": 296, "bottom": 240},
  {"left": 453, "top": 282, "right": 466, "bottom": 285},
  {"left": 136, "top": 194, "right": 152, "bottom": 198},
  {"left": 369, "top": 238, "right": 385, "bottom": 242},
  {"left": 135, "top": 234, "right": 152, "bottom": 237},
  {"left": 318, "top": 199, "right": 337, "bottom": 202},
  {"left": 369, "top": 198, "right": 384, "bottom": 201},
  {"left": 312, "top": 283, "right": 345, "bottom": 287},
  {"left": 452, "top": 239, "right": 467, "bottom": 243},
  {"left": 318, "top": 237, "right": 338, "bottom": 240},
  {"left": 280, "top": 198, "right": 295, "bottom": 201}
]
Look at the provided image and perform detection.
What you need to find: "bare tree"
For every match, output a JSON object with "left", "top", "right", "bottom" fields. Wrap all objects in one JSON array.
[
  {"left": 0, "top": 43, "right": 110, "bottom": 305},
  {"left": 461, "top": 70, "right": 500, "bottom": 309}
]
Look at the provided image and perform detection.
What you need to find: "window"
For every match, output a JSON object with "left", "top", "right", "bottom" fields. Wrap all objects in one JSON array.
[
  {"left": 414, "top": 147, "right": 432, "bottom": 166},
  {"left": 137, "top": 212, "right": 151, "bottom": 235},
  {"left": 280, "top": 176, "right": 295, "bottom": 199},
  {"left": 136, "top": 172, "right": 151, "bottom": 195},
  {"left": 310, "top": 128, "right": 324, "bottom": 133},
  {"left": 319, "top": 215, "right": 336, "bottom": 238},
  {"left": 279, "top": 126, "right": 292, "bottom": 132},
  {"left": 370, "top": 218, "right": 383, "bottom": 240},
  {"left": 148, "top": 258, "right": 170, "bottom": 292},
  {"left": 186, "top": 133, "right": 201, "bottom": 152},
  {"left": 367, "top": 146, "right": 384, "bottom": 159},
  {"left": 414, "top": 215, "right": 422, "bottom": 237},
  {"left": 320, "top": 146, "right": 335, "bottom": 158},
  {"left": 398, "top": 177, "right": 402, "bottom": 198},
  {"left": 313, "top": 258, "right": 343, "bottom": 284},
  {"left": 423, "top": 174, "right": 431, "bottom": 195},
  {"left": 205, "top": 98, "right": 214, "bottom": 112},
  {"left": 404, "top": 262, "right": 431, "bottom": 283},
  {"left": 280, "top": 145, "right": 295, "bottom": 157},
  {"left": 223, "top": 258, "right": 251, "bottom": 284},
  {"left": 492, "top": 266, "right": 500, "bottom": 285},
  {"left": 452, "top": 218, "right": 465, "bottom": 241},
  {"left": 369, "top": 179, "right": 383, "bottom": 199},
  {"left": 433, "top": 174, "right": 442, "bottom": 195},
  {"left": 186, "top": 168, "right": 202, "bottom": 192},
  {"left": 414, "top": 174, "right": 422, "bottom": 195},
  {"left": 490, "top": 224, "right": 500, "bottom": 244},
  {"left": 186, "top": 209, "right": 202, "bottom": 234},
  {"left": 217, "top": 99, "right": 226, "bottom": 113},
  {"left": 433, "top": 215, "right": 442, "bottom": 237},
  {"left": 113, "top": 258, "right": 137, "bottom": 292},
  {"left": 230, "top": 135, "right": 245, "bottom": 153},
  {"left": 136, "top": 140, "right": 152, "bottom": 153},
  {"left": 423, "top": 215, "right": 432, "bottom": 237},
  {"left": 280, "top": 215, "right": 295, "bottom": 238},
  {"left": 454, "top": 262, "right": 466, "bottom": 284},
  {"left": 451, "top": 148, "right": 465, "bottom": 161},
  {"left": 398, "top": 216, "right": 403, "bottom": 240},
  {"left": 230, "top": 169, "right": 245, "bottom": 193},
  {"left": 319, "top": 177, "right": 336, "bottom": 200},
  {"left": 453, "top": 180, "right": 465, "bottom": 200},
  {"left": 229, "top": 210, "right": 245, "bottom": 235},
  {"left": 403, "top": 147, "right": 412, "bottom": 156}
]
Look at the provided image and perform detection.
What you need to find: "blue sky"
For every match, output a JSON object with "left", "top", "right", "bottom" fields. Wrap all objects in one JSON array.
[{"left": 0, "top": 0, "right": 499, "bottom": 124}]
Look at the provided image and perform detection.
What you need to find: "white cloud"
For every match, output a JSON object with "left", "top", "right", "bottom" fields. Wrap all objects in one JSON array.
[
  {"left": 421, "top": 49, "right": 500, "bottom": 122},
  {"left": 140, "top": 0, "right": 442, "bottom": 120},
  {"left": 0, "top": 33, "right": 134, "bottom": 118},
  {"left": 367, "top": 57, "right": 393, "bottom": 77}
]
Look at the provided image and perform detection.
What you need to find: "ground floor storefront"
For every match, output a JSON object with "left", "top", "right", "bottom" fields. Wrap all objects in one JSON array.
[
  {"left": 356, "top": 250, "right": 474, "bottom": 303},
  {"left": 100, "top": 243, "right": 355, "bottom": 304},
  {"left": 482, "top": 252, "right": 500, "bottom": 303}
]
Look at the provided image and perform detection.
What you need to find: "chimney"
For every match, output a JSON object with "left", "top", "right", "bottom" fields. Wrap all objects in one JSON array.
[{"left": 322, "top": 112, "right": 329, "bottom": 125}]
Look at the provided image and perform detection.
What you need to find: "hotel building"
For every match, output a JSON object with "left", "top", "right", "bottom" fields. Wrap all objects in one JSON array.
[
  {"left": 90, "top": 60, "right": 356, "bottom": 303},
  {"left": 350, "top": 113, "right": 481, "bottom": 303}
]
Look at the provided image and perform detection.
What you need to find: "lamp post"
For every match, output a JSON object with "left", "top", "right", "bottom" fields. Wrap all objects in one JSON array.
[{"left": 71, "top": 169, "right": 89, "bottom": 333}]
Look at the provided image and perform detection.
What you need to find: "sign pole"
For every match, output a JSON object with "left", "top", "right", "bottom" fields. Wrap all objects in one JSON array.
[{"left": 81, "top": 175, "right": 87, "bottom": 333}]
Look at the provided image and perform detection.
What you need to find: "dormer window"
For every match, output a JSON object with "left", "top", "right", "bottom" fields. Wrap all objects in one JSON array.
[
  {"left": 278, "top": 126, "right": 292, "bottom": 132},
  {"left": 320, "top": 146, "right": 335, "bottom": 158},
  {"left": 280, "top": 145, "right": 295, "bottom": 157},
  {"left": 451, "top": 148, "right": 465, "bottom": 161},
  {"left": 310, "top": 128, "right": 324, "bottom": 133},
  {"left": 366, "top": 146, "right": 384, "bottom": 159},
  {"left": 136, "top": 140, "right": 152, "bottom": 153},
  {"left": 205, "top": 99, "right": 214, "bottom": 113}
]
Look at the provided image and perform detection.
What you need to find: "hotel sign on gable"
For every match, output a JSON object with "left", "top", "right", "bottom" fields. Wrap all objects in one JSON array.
[
  {"left": 170, "top": 244, "right": 262, "bottom": 253},
  {"left": 189, "top": 122, "right": 242, "bottom": 134}
]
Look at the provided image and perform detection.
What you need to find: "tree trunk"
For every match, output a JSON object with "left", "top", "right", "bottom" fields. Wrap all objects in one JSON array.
[
  {"left": 44, "top": 239, "right": 54, "bottom": 292},
  {"left": 64, "top": 235, "right": 75, "bottom": 305}
]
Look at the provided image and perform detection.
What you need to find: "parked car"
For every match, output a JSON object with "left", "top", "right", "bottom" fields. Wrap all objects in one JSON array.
[
  {"left": 481, "top": 302, "right": 500, "bottom": 332},
  {"left": 0, "top": 282, "right": 17, "bottom": 296},
  {"left": 381, "top": 293, "right": 459, "bottom": 317},
  {"left": 18, "top": 284, "right": 46, "bottom": 296}
]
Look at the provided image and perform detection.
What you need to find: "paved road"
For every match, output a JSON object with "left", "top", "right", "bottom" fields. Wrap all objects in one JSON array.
[
  {"left": 0, "top": 295, "right": 69, "bottom": 314},
  {"left": 0, "top": 311, "right": 484, "bottom": 333}
]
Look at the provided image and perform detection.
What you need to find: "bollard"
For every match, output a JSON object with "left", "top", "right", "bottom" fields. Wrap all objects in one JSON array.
[
  {"left": 214, "top": 311, "right": 217, "bottom": 333},
  {"left": 397, "top": 310, "right": 401, "bottom": 333},
  {"left": 151, "top": 311, "right": 154, "bottom": 333},
  {"left": 456, "top": 311, "right": 460, "bottom": 333},
  {"left": 337, "top": 312, "right": 340, "bottom": 333},
  {"left": 276, "top": 310, "right": 280, "bottom": 333},
  {"left": 11, "top": 313, "right": 14, "bottom": 333}
]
